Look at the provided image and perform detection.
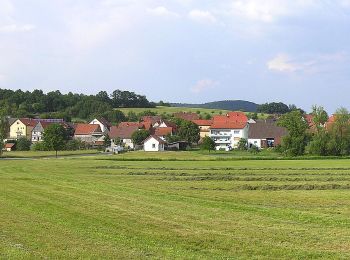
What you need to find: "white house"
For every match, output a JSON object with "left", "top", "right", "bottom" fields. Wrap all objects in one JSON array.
[
  {"left": 143, "top": 135, "right": 165, "bottom": 152},
  {"left": 209, "top": 122, "right": 249, "bottom": 151},
  {"left": 89, "top": 118, "right": 112, "bottom": 134}
]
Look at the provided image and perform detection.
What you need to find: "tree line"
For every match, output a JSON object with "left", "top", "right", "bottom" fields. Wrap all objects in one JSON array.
[
  {"left": 0, "top": 89, "right": 156, "bottom": 121},
  {"left": 278, "top": 106, "right": 350, "bottom": 156}
]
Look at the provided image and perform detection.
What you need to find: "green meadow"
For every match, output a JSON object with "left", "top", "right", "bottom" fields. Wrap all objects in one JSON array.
[{"left": 1, "top": 155, "right": 350, "bottom": 259}]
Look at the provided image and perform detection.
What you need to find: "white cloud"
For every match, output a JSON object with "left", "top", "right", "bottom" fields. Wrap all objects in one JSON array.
[
  {"left": 267, "top": 52, "right": 348, "bottom": 73},
  {"left": 191, "top": 79, "right": 219, "bottom": 93},
  {"left": 0, "top": 24, "right": 35, "bottom": 33},
  {"left": 147, "top": 6, "right": 180, "bottom": 18},
  {"left": 230, "top": 0, "right": 315, "bottom": 23},
  {"left": 0, "top": 74, "right": 5, "bottom": 82},
  {"left": 188, "top": 10, "right": 217, "bottom": 24},
  {"left": 267, "top": 54, "right": 302, "bottom": 72}
]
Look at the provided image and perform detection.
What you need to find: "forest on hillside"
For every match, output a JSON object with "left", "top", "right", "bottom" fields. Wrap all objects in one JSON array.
[{"left": 0, "top": 89, "right": 155, "bottom": 121}]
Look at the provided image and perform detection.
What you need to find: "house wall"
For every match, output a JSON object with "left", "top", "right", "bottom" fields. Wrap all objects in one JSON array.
[
  {"left": 74, "top": 135, "right": 99, "bottom": 144},
  {"left": 9, "top": 120, "right": 33, "bottom": 140},
  {"left": 210, "top": 124, "right": 249, "bottom": 151},
  {"left": 144, "top": 138, "right": 164, "bottom": 152},
  {"left": 248, "top": 139, "right": 262, "bottom": 149},
  {"left": 199, "top": 125, "right": 210, "bottom": 139},
  {"left": 122, "top": 139, "right": 134, "bottom": 149},
  {"left": 32, "top": 124, "right": 44, "bottom": 142}
]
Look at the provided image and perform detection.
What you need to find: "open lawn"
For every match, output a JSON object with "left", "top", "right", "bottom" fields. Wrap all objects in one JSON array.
[
  {"left": 1, "top": 156, "right": 350, "bottom": 258},
  {"left": 117, "top": 106, "right": 231, "bottom": 116},
  {"left": 1, "top": 150, "right": 100, "bottom": 158}
]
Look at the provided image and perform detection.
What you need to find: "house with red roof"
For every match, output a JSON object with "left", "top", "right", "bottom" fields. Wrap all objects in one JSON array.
[
  {"left": 154, "top": 127, "right": 173, "bottom": 140},
  {"left": 109, "top": 122, "right": 143, "bottom": 149},
  {"left": 9, "top": 118, "right": 39, "bottom": 140},
  {"left": 73, "top": 124, "right": 104, "bottom": 145},
  {"left": 4, "top": 143, "right": 16, "bottom": 151},
  {"left": 209, "top": 120, "right": 249, "bottom": 151}
]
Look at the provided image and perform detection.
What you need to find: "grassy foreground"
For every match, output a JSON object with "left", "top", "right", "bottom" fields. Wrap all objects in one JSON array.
[{"left": 1, "top": 156, "right": 350, "bottom": 258}]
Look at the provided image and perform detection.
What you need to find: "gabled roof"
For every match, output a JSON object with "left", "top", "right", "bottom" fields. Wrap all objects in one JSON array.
[
  {"left": 141, "top": 116, "right": 162, "bottom": 124},
  {"left": 213, "top": 112, "right": 248, "bottom": 123},
  {"left": 140, "top": 121, "right": 153, "bottom": 131},
  {"left": 17, "top": 118, "right": 38, "bottom": 127},
  {"left": 160, "top": 120, "right": 177, "bottom": 129},
  {"left": 109, "top": 124, "right": 140, "bottom": 139},
  {"left": 248, "top": 122, "right": 288, "bottom": 139},
  {"left": 154, "top": 127, "right": 173, "bottom": 137},
  {"left": 91, "top": 117, "right": 112, "bottom": 128},
  {"left": 210, "top": 121, "right": 247, "bottom": 129},
  {"left": 5, "top": 143, "right": 15, "bottom": 148},
  {"left": 192, "top": 119, "right": 213, "bottom": 126},
  {"left": 74, "top": 124, "right": 102, "bottom": 135},
  {"left": 143, "top": 135, "right": 166, "bottom": 144},
  {"left": 118, "top": 122, "right": 141, "bottom": 128}
]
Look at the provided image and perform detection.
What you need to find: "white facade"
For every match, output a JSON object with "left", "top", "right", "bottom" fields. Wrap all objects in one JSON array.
[
  {"left": 248, "top": 139, "right": 262, "bottom": 149},
  {"left": 144, "top": 136, "right": 165, "bottom": 152},
  {"left": 210, "top": 124, "right": 249, "bottom": 151}
]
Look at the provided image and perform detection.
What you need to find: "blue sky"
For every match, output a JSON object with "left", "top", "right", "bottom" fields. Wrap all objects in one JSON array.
[{"left": 1, "top": 0, "right": 350, "bottom": 113}]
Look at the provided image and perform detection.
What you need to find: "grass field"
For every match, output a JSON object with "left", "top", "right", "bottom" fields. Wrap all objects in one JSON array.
[
  {"left": 1, "top": 155, "right": 350, "bottom": 259},
  {"left": 118, "top": 106, "right": 231, "bottom": 116},
  {"left": 1, "top": 150, "right": 99, "bottom": 158}
]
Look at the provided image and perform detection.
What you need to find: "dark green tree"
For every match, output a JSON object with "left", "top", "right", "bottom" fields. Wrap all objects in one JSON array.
[
  {"left": 278, "top": 110, "right": 309, "bottom": 156},
  {"left": 177, "top": 120, "right": 200, "bottom": 144},
  {"left": 43, "top": 124, "right": 67, "bottom": 158},
  {"left": 131, "top": 130, "right": 150, "bottom": 145},
  {"left": 16, "top": 137, "right": 31, "bottom": 151},
  {"left": 200, "top": 136, "right": 216, "bottom": 152},
  {"left": 237, "top": 138, "right": 248, "bottom": 150}
]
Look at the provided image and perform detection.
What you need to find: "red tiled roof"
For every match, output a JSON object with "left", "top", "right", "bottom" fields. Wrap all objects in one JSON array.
[
  {"left": 161, "top": 120, "right": 177, "bottom": 129},
  {"left": 5, "top": 143, "right": 15, "bottom": 148},
  {"left": 143, "top": 135, "right": 166, "bottom": 144},
  {"left": 109, "top": 124, "right": 140, "bottom": 139},
  {"left": 74, "top": 124, "right": 102, "bottom": 135},
  {"left": 118, "top": 122, "right": 140, "bottom": 128},
  {"left": 213, "top": 112, "right": 248, "bottom": 123},
  {"left": 19, "top": 118, "right": 38, "bottom": 127},
  {"left": 140, "top": 121, "right": 153, "bottom": 131},
  {"left": 141, "top": 116, "right": 162, "bottom": 124},
  {"left": 192, "top": 119, "right": 213, "bottom": 126},
  {"left": 154, "top": 127, "right": 173, "bottom": 137},
  {"left": 210, "top": 121, "right": 247, "bottom": 129}
]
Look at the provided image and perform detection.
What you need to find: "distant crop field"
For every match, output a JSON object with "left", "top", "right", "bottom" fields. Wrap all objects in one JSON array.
[
  {"left": 118, "top": 106, "right": 231, "bottom": 115},
  {"left": 1, "top": 156, "right": 350, "bottom": 258},
  {"left": 117, "top": 106, "right": 269, "bottom": 119}
]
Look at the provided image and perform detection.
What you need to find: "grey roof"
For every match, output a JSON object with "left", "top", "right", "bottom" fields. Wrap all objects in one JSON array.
[{"left": 248, "top": 122, "right": 288, "bottom": 139}]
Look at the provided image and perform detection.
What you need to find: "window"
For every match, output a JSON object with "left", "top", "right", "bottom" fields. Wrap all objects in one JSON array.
[
  {"left": 152, "top": 144, "right": 156, "bottom": 148},
  {"left": 234, "top": 130, "right": 240, "bottom": 134}
]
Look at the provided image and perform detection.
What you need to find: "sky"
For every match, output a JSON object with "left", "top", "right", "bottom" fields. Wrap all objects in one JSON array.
[{"left": 1, "top": 0, "right": 350, "bottom": 113}]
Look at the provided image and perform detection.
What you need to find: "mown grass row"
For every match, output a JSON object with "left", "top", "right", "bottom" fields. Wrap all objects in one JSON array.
[{"left": 1, "top": 158, "right": 350, "bottom": 258}]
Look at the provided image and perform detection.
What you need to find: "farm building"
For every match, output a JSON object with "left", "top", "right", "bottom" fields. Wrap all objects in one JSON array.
[{"left": 248, "top": 122, "right": 288, "bottom": 149}]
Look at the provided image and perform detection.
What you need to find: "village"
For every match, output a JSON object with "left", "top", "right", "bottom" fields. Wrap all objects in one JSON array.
[{"left": 4, "top": 110, "right": 335, "bottom": 154}]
